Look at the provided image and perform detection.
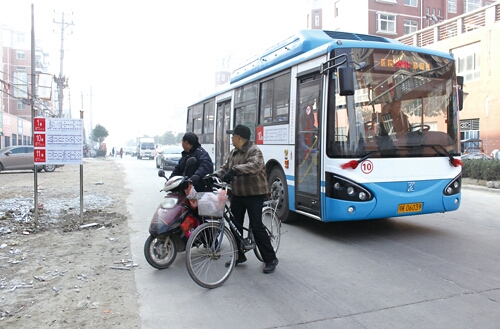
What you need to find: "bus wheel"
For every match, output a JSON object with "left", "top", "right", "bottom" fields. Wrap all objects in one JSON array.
[{"left": 268, "top": 167, "right": 297, "bottom": 223}]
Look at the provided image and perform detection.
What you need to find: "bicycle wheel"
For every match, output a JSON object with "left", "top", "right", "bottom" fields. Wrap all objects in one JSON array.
[
  {"left": 185, "top": 222, "right": 237, "bottom": 289},
  {"left": 254, "top": 207, "right": 281, "bottom": 262}
]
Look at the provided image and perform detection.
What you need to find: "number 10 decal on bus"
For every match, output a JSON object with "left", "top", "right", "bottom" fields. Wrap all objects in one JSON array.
[{"left": 186, "top": 30, "right": 464, "bottom": 223}]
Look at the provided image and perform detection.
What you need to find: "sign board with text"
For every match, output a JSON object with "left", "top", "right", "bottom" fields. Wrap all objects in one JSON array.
[{"left": 33, "top": 117, "right": 84, "bottom": 165}]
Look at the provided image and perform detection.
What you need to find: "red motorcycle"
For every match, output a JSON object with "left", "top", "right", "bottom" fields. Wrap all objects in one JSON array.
[{"left": 144, "top": 158, "right": 200, "bottom": 269}]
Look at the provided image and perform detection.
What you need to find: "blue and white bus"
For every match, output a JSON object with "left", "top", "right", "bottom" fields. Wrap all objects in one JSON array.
[{"left": 186, "top": 29, "right": 463, "bottom": 223}]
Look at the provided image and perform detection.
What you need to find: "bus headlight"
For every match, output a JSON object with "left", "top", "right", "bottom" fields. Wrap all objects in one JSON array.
[
  {"left": 444, "top": 174, "right": 461, "bottom": 196},
  {"left": 326, "top": 174, "right": 373, "bottom": 202}
]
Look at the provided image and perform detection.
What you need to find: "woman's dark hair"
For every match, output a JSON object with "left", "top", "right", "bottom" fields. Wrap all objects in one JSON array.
[{"left": 182, "top": 132, "right": 200, "bottom": 148}]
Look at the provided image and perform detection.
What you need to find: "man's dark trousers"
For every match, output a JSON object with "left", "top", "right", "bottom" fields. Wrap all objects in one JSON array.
[{"left": 230, "top": 194, "right": 276, "bottom": 263}]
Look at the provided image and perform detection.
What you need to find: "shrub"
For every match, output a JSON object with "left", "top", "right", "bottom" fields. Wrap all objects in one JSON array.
[{"left": 462, "top": 159, "right": 500, "bottom": 181}]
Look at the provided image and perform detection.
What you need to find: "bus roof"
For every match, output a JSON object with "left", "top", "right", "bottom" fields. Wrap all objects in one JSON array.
[
  {"left": 189, "top": 29, "right": 454, "bottom": 106},
  {"left": 230, "top": 29, "right": 397, "bottom": 84}
]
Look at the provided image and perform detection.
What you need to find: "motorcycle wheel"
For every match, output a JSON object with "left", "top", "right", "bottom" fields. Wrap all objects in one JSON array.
[{"left": 144, "top": 234, "right": 177, "bottom": 269}]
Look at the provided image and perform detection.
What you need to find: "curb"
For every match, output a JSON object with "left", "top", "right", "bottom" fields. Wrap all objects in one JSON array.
[{"left": 462, "top": 184, "right": 500, "bottom": 193}]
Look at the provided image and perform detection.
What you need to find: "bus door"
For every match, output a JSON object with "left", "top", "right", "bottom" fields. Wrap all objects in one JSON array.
[
  {"left": 215, "top": 100, "right": 231, "bottom": 169},
  {"left": 295, "top": 74, "right": 322, "bottom": 215}
]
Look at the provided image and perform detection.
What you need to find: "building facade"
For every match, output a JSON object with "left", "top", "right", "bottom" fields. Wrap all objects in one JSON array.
[{"left": 306, "top": 0, "right": 495, "bottom": 38}]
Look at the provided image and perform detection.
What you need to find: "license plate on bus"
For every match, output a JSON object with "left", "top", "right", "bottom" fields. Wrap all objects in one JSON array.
[{"left": 397, "top": 202, "right": 423, "bottom": 213}]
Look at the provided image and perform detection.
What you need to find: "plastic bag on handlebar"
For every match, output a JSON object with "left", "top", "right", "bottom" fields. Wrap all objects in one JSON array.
[{"left": 185, "top": 184, "right": 198, "bottom": 208}]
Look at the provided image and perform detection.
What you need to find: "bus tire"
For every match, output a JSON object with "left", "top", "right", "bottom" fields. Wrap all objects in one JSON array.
[{"left": 268, "top": 167, "right": 297, "bottom": 223}]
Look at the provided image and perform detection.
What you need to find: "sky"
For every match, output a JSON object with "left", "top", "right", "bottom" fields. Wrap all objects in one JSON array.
[{"left": 1, "top": 0, "right": 305, "bottom": 148}]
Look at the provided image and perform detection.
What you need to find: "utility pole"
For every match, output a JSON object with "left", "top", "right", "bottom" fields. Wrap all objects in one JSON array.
[{"left": 53, "top": 11, "right": 73, "bottom": 118}]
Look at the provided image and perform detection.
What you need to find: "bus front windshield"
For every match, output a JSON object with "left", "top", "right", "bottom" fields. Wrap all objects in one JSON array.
[{"left": 327, "top": 48, "right": 461, "bottom": 159}]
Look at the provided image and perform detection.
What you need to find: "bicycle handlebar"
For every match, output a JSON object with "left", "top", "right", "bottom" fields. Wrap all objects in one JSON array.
[{"left": 204, "top": 175, "right": 232, "bottom": 192}]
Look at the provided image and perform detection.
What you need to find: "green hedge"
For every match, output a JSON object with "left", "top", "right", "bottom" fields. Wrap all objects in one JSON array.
[{"left": 462, "top": 159, "right": 500, "bottom": 181}]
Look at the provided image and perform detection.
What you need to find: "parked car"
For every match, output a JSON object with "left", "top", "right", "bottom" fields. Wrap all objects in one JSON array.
[
  {"left": 461, "top": 152, "right": 492, "bottom": 160},
  {"left": 0, "top": 146, "right": 63, "bottom": 173},
  {"left": 155, "top": 145, "right": 183, "bottom": 170}
]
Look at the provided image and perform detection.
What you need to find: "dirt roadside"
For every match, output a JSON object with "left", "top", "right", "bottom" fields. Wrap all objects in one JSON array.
[{"left": 0, "top": 158, "right": 141, "bottom": 328}]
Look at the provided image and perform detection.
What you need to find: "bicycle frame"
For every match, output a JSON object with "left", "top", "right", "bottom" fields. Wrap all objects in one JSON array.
[{"left": 185, "top": 176, "right": 282, "bottom": 289}]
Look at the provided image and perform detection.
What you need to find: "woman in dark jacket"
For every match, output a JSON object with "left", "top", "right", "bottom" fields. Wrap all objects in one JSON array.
[{"left": 169, "top": 132, "right": 213, "bottom": 192}]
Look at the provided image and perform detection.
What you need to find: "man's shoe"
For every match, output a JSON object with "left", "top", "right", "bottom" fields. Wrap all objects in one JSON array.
[
  {"left": 225, "top": 253, "right": 247, "bottom": 267},
  {"left": 263, "top": 258, "right": 279, "bottom": 274}
]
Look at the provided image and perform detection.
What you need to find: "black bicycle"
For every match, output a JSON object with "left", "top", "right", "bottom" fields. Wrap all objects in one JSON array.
[{"left": 185, "top": 176, "right": 281, "bottom": 289}]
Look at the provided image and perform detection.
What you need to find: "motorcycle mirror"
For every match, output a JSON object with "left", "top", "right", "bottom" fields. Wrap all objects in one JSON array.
[{"left": 158, "top": 169, "right": 166, "bottom": 178}]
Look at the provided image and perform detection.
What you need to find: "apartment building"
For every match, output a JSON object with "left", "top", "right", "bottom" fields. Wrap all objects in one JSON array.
[
  {"left": 0, "top": 24, "right": 54, "bottom": 148},
  {"left": 306, "top": 0, "right": 495, "bottom": 38}
]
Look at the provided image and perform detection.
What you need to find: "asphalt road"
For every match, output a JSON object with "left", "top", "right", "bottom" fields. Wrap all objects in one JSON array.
[{"left": 121, "top": 156, "right": 500, "bottom": 329}]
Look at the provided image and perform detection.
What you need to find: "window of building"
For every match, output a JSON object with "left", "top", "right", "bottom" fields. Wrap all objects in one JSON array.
[
  {"left": 448, "top": 0, "right": 457, "bottom": 13},
  {"left": 460, "top": 119, "right": 480, "bottom": 150},
  {"left": 464, "top": 0, "right": 481, "bottom": 12},
  {"left": 404, "top": 19, "right": 418, "bottom": 34},
  {"left": 404, "top": 0, "right": 417, "bottom": 7},
  {"left": 377, "top": 13, "right": 396, "bottom": 34},
  {"left": 312, "top": 9, "right": 322, "bottom": 29},
  {"left": 16, "top": 51, "right": 26, "bottom": 60},
  {"left": 453, "top": 43, "right": 481, "bottom": 82},
  {"left": 259, "top": 72, "right": 290, "bottom": 124},
  {"left": 13, "top": 71, "right": 28, "bottom": 98},
  {"left": 17, "top": 101, "right": 26, "bottom": 110}
]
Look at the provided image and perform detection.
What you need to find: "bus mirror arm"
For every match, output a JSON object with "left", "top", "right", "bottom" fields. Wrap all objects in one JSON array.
[
  {"left": 457, "top": 76, "right": 464, "bottom": 111},
  {"left": 320, "top": 53, "right": 348, "bottom": 74},
  {"left": 320, "top": 53, "right": 355, "bottom": 96}
]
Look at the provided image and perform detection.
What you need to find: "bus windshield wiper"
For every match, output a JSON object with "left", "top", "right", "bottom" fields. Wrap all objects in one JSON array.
[
  {"left": 340, "top": 144, "right": 462, "bottom": 170},
  {"left": 415, "top": 144, "right": 462, "bottom": 167},
  {"left": 340, "top": 150, "right": 381, "bottom": 169}
]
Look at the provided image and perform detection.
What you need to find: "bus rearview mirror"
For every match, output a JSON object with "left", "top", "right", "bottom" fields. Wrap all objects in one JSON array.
[{"left": 338, "top": 66, "right": 355, "bottom": 96}]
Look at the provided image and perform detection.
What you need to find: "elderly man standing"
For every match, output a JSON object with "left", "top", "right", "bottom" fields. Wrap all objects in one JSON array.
[{"left": 214, "top": 124, "right": 278, "bottom": 274}]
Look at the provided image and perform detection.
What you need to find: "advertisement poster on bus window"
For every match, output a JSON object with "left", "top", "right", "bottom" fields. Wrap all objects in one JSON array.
[
  {"left": 256, "top": 124, "right": 289, "bottom": 145},
  {"left": 33, "top": 117, "right": 84, "bottom": 165}
]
